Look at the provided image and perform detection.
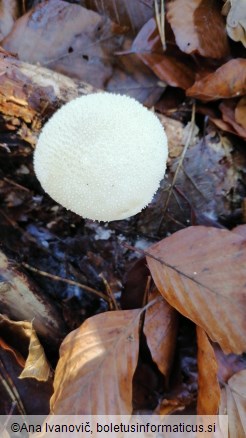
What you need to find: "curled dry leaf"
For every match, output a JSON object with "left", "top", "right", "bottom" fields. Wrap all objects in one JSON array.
[
  {"left": 220, "top": 370, "right": 246, "bottom": 437},
  {"left": 197, "top": 327, "right": 220, "bottom": 415},
  {"left": 187, "top": 59, "right": 246, "bottom": 101},
  {"left": 147, "top": 226, "right": 246, "bottom": 354},
  {"left": 19, "top": 326, "right": 50, "bottom": 382},
  {"left": 218, "top": 99, "right": 246, "bottom": 140},
  {"left": 144, "top": 289, "right": 178, "bottom": 380},
  {"left": 222, "top": 0, "right": 246, "bottom": 47},
  {"left": 0, "top": 315, "right": 50, "bottom": 382},
  {"left": 167, "top": 0, "right": 229, "bottom": 58},
  {"left": 50, "top": 310, "right": 141, "bottom": 414}
]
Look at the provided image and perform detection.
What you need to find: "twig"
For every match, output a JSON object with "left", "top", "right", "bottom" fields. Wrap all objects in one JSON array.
[
  {"left": 2, "top": 177, "right": 30, "bottom": 192},
  {"left": 158, "top": 102, "right": 196, "bottom": 232},
  {"left": 0, "top": 359, "right": 26, "bottom": 416},
  {"left": 22, "top": 262, "right": 111, "bottom": 303},
  {"left": 143, "top": 275, "right": 151, "bottom": 308},
  {"left": 154, "top": 0, "right": 166, "bottom": 51},
  {"left": 99, "top": 273, "right": 119, "bottom": 310}
]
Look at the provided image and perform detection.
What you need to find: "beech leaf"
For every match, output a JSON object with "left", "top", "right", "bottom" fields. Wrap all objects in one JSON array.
[
  {"left": 186, "top": 59, "right": 246, "bottom": 101},
  {"left": 167, "top": 0, "right": 229, "bottom": 58},
  {"left": 131, "top": 18, "right": 195, "bottom": 90},
  {"left": 2, "top": 0, "right": 124, "bottom": 88},
  {"left": 50, "top": 310, "right": 141, "bottom": 414},
  {"left": 220, "top": 370, "right": 246, "bottom": 437},
  {"left": 144, "top": 289, "right": 178, "bottom": 379},
  {"left": 197, "top": 327, "right": 220, "bottom": 415},
  {"left": 0, "top": 314, "right": 50, "bottom": 382},
  {"left": 147, "top": 226, "right": 246, "bottom": 354}
]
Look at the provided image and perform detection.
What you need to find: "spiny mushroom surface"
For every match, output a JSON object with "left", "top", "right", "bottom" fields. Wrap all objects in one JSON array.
[{"left": 34, "top": 92, "right": 168, "bottom": 221}]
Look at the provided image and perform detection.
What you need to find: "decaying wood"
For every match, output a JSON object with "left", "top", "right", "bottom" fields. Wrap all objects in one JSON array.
[
  {"left": 0, "top": 48, "right": 185, "bottom": 155},
  {"left": 0, "top": 48, "right": 96, "bottom": 145},
  {"left": 0, "top": 249, "right": 67, "bottom": 346}
]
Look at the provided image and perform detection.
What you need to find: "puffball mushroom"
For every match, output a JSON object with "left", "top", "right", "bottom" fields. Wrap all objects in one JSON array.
[{"left": 34, "top": 92, "right": 168, "bottom": 222}]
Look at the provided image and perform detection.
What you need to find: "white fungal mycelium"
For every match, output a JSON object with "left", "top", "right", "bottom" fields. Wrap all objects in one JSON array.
[{"left": 34, "top": 92, "right": 168, "bottom": 221}]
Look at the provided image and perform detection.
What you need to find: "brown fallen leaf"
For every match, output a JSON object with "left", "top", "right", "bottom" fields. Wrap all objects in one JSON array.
[
  {"left": 167, "top": 0, "right": 229, "bottom": 58},
  {"left": 222, "top": 0, "right": 246, "bottom": 47},
  {"left": 131, "top": 18, "right": 195, "bottom": 90},
  {"left": 219, "top": 99, "right": 246, "bottom": 139},
  {"left": 2, "top": 0, "right": 125, "bottom": 88},
  {"left": 187, "top": 59, "right": 246, "bottom": 101},
  {"left": 0, "top": 314, "right": 50, "bottom": 381},
  {"left": 138, "top": 53, "right": 195, "bottom": 90},
  {"left": 233, "top": 224, "right": 246, "bottom": 238},
  {"left": 50, "top": 309, "right": 142, "bottom": 414},
  {"left": 144, "top": 288, "right": 178, "bottom": 380},
  {"left": 235, "top": 97, "right": 246, "bottom": 129},
  {"left": 220, "top": 370, "right": 246, "bottom": 437},
  {"left": 146, "top": 226, "right": 246, "bottom": 354},
  {"left": 197, "top": 327, "right": 220, "bottom": 415}
]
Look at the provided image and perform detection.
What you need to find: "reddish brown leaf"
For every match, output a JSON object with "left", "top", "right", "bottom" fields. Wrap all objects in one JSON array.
[
  {"left": 197, "top": 327, "right": 220, "bottom": 415},
  {"left": 144, "top": 289, "right": 178, "bottom": 379},
  {"left": 138, "top": 53, "right": 195, "bottom": 90},
  {"left": 187, "top": 59, "right": 246, "bottom": 101},
  {"left": 147, "top": 226, "right": 246, "bottom": 354},
  {"left": 50, "top": 310, "right": 141, "bottom": 414},
  {"left": 131, "top": 18, "right": 195, "bottom": 90},
  {"left": 167, "top": 0, "right": 229, "bottom": 58},
  {"left": 2, "top": 0, "right": 125, "bottom": 88}
]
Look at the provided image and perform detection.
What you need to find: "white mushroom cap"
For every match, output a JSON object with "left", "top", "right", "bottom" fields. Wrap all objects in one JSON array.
[{"left": 34, "top": 92, "right": 168, "bottom": 221}]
